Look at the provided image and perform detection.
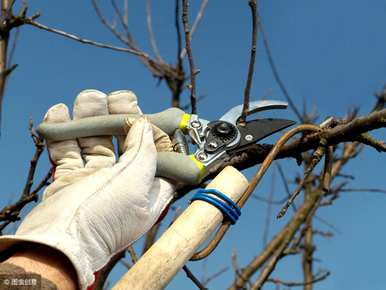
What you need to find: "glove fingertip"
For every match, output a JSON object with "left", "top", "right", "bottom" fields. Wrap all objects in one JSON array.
[
  {"left": 108, "top": 90, "right": 142, "bottom": 115},
  {"left": 73, "top": 89, "right": 108, "bottom": 119},
  {"left": 121, "top": 117, "right": 155, "bottom": 156},
  {"left": 44, "top": 103, "right": 71, "bottom": 123}
]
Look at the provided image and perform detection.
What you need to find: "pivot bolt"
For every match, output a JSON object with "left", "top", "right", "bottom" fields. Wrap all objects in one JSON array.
[
  {"left": 197, "top": 152, "right": 208, "bottom": 161},
  {"left": 245, "top": 134, "right": 253, "bottom": 141},
  {"left": 216, "top": 122, "right": 232, "bottom": 135},
  {"left": 207, "top": 141, "right": 218, "bottom": 149}
]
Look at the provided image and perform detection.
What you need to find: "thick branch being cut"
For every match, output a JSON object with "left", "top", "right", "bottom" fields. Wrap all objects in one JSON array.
[{"left": 212, "top": 107, "right": 386, "bottom": 176}]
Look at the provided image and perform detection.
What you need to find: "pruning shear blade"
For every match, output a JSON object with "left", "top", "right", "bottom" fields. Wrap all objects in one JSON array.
[{"left": 220, "top": 100, "right": 289, "bottom": 124}]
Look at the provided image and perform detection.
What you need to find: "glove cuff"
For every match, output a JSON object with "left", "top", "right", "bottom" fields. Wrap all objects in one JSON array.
[{"left": 0, "top": 234, "right": 96, "bottom": 290}]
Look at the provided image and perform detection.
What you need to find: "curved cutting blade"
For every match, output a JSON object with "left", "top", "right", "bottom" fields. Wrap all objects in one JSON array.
[{"left": 220, "top": 100, "right": 288, "bottom": 124}]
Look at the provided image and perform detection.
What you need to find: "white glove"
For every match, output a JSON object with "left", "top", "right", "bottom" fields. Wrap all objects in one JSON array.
[{"left": 0, "top": 90, "right": 175, "bottom": 290}]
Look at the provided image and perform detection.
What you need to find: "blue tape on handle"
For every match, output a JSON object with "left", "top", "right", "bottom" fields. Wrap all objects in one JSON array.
[
  {"left": 191, "top": 193, "right": 238, "bottom": 224},
  {"left": 197, "top": 188, "right": 242, "bottom": 216},
  {"left": 190, "top": 189, "right": 241, "bottom": 225}
]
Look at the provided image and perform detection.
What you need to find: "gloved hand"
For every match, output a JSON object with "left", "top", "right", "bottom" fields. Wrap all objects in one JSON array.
[{"left": 0, "top": 89, "right": 175, "bottom": 290}]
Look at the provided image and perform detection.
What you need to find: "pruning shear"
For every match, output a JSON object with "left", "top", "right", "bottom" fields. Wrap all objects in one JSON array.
[{"left": 37, "top": 100, "right": 295, "bottom": 185}]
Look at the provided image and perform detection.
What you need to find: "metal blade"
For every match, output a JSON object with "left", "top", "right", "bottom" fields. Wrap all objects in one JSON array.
[
  {"left": 235, "top": 118, "right": 295, "bottom": 148},
  {"left": 220, "top": 100, "right": 288, "bottom": 124}
]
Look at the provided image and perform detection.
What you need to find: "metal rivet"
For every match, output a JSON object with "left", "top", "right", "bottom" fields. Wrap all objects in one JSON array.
[
  {"left": 208, "top": 141, "right": 218, "bottom": 149},
  {"left": 245, "top": 134, "right": 253, "bottom": 141},
  {"left": 197, "top": 152, "right": 208, "bottom": 161},
  {"left": 191, "top": 120, "right": 201, "bottom": 128}
]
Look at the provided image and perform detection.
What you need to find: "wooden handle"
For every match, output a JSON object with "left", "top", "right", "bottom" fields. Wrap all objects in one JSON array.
[{"left": 112, "top": 166, "right": 248, "bottom": 290}]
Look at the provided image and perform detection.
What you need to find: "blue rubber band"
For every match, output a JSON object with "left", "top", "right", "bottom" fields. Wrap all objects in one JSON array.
[
  {"left": 190, "top": 188, "right": 241, "bottom": 225},
  {"left": 197, "top": 188, "right": 241, "bottom": 216},
  {"left": 191, "top": 193, "right": 238, "bottom": 223},
  {"left": 191, "top": 194, "right": 238, "bottom": 224}
]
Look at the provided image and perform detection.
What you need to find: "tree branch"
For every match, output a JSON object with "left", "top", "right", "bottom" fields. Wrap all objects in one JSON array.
[
  {"left": 0, "top": 123, "right": 51, "bottom": 233},
  {"left": 267, "top": 270, "right": 330, "bottom": 288},
  {"left": 212, "top": 108, "right": 386, "bottom": 176},
  {"left": 183, "top": 265, "right": 208, "bottom": 290},
  {"left": 179, "top": 0, "right": 208, "bottom": 59},
  {"left": 141, "top": 222, "right": 161, "bottom": 254},
  {"left": 201, "top": 266, "right": 228, "bottom": 286},
  {"left": 182, "top": 0, "right": 198, "bottom": 114},
  {"left": 0, "top": 0, "right": 19, "bottom": 124},
  {"left": 240, "top": 0, "right": 258, "bottom": 123},
  {"left": 302, "top": 190, "right": 315, "bottom": 290},
  {"left": 24, "top": 18, "right": 146, "bottom": 56},
  {"left": 262, "top": 168, "right": 276, "bottom": 246},
  {"left": 257, "top": 5, "right": 304, "bottom": 122},
  {"left": 355, "top": 133, "right": 386, "bottom": 152},
  {"left": 145, "top": 0, "right": 163, "bottom": 62},
  {"left": 340, "top": 188, "right": 386, "bottom": 194},
  {"left": 229, "top": 148, "right": 335, "bottom": 290}
]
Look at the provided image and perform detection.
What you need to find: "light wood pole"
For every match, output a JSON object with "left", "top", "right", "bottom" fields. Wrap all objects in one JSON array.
[{"left": 113, "top": 166, "right": 248, "bottom": 290}]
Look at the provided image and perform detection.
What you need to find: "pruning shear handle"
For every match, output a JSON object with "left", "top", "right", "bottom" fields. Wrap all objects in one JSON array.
[
  {"left": 38, "top": 107, "right": 188, "bottom": 139},
  {"left": 38, "top": 108, "right": 205, "bottom": 185},
  {"left": 37, "top": 100, "right": 294, "bottom": 185}
]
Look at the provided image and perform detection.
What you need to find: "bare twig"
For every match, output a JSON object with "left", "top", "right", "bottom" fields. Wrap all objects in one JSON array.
[
  {"left": 314, "top": 217, "right": 340, "bottom": 238},
  {"left": 175, "top": 0, "right": 182, "bottom": 61},
  {"left": 277, "top": 140, "right": 327, "bottom": 219},
  {"left": 252, "top": 194, "right": 287, "bottom": 205},
  {"left": 170, "top": 0, "right": 185, "bottom": 107},
  {"left": 312, "top": 230, "right": 334, "bottom": 238},
  {"left": 201, "top": 266, "right": 228, "bottom": 286},
  {"left": 91, "top": 0, "right": 184, "bottom": 98},
  {"left": 231, "top": 250, "right": 239, "bottom": 274},
  {"left": 179, "top": 0, "right": 208, "bottom": 59},
  {"left": 251, "top": 241, "right": 288, "bottom": 290},
  {"left": 0, "top": 0, "right": 18, "bottom": 124},
  {"left": 142, "top": 222, "right": 162, "bottom": 254},
  {"left": 127, "top": 245, "right": 138, "bottom": 264},
  {"left": 182, "top": 265, "right": 208, "bottom": 290},
  {"left": 25, "top": 7, "right": 179, "bottom": 79},
  {"left": 123, "top": 0, "right": 128, "bottom": 28},
  {"left": 240, "top": 0, "right": 258, "bottom": 123},
  {"left": 93, "top": 251, "right": 125, "bottom": 290},
  {"left": 1, "top": 0, "right": 15, "bottom": 18},
  {"left": 355, "top": 133, "right": 386, "bottom": 152},
  {"left": 267, "top": 270, "right": 330, "bottom": 287},
  {"left": 276, "top": 162, "right": 298, "bottom": 212},
  {"left": 92, "top": 0, "right": 132, "bottom": 46},
  {"left": 302, "top": 207, "right": 314, "bottom": 290},
  {"left": 24, "top": 18, "right": 146, "bottom": 56},
  {"left": 336, "top": 172, "right": 355, "bottom": 180},
  {"left": 102, "top": 0, "right": 187, "bottom": 103},
  {"left": 249, "top": 148, "right": 332, "bottom": 290},
  {"left": 229, "top": 148, "right": 333, "bottom": 290},
  {"left": 262, "top": 168, "right": 276, "bottom": 246},
  {"left": 119, "top": 258, "right": 131, "bottom": 270},
  {"left": 180, "top": 94, "right": 206, "bottom": 110},
  {"left": 340, "top": 188, "right": 386, "bottom": 194},
  {"left": 182, "top": 0, "right": 198, "bottom": 114},
  {"left": 0, "top": 123, "right": 51, "bottom": 233},
  {"left": 257, "top": 5, "right": 304, "bottom": 122},
  {"left": 7, "top": 25, "right": 19, "bottom": 67},
  {"left": 110, "top": 0, "right": 130, "bottom": 36},
  {"left": 145, "top": 0, "right": 163, "bottom": 61},
  {"left": 230, "top": 131, "right": 360, "bottom": 290}
]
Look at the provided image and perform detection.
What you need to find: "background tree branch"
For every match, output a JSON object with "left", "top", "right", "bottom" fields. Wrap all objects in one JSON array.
[{"left": 0, "top": 2, "right": 384, "bottom": 289}]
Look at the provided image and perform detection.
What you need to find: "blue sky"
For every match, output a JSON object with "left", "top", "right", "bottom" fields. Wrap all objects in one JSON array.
[{"left": 0, "top": 1, "right": 385, "bottom": 289}]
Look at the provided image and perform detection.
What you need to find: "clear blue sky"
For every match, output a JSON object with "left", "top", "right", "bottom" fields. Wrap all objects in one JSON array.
[{"left": 0, "top": 1, "right": 385, "bottom": 289}]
